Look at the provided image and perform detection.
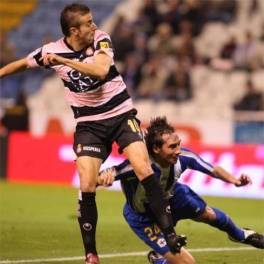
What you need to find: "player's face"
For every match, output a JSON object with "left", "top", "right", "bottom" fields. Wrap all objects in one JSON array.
[
  {"left": 155, "top": 132, "right": 181, "bottom": 166},
  {"left": 75, "top": 13, "right": 97, "bottom": 46}
]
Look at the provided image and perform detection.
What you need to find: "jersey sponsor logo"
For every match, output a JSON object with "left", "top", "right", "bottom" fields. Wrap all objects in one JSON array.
[
  {"left": 76, "top": 144, "right": 101, "bottom": 153},
  {"left": 99, "top": 41, "right": 109, "bottom": 49},
  {"left": 67, "top": 70, "right": 100, "bottom": 92},
  {"left": 83, "top": 146, "right": 101, "bottom": 153}
]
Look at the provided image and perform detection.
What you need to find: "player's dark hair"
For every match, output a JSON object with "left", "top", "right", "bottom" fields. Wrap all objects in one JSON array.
[
  {"left": 60, "top": 3, "right": 91, "bottom": 36},
  {"left": 145, "top": 116, "right": 174, "bottom": 157}
]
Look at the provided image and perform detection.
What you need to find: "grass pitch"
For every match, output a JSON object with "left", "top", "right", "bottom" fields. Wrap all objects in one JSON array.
[{"left": 0, "top": 182, "right": 263, "bottom": 263}]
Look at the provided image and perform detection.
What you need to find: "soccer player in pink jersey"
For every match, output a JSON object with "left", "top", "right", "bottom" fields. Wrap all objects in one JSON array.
[{"left": 0, "top": 3, "right": 186, "bottom": 264}]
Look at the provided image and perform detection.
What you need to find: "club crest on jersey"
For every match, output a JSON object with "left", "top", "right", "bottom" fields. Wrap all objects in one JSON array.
[
  {"left": 157, "top": 238, "right": 166, "bottom": 248},
  {"left": 99, "top": 42, "right": 109, "bottom": 49},
  {"left": 77, "top": 144, "right": 82, "bottom": 153}
]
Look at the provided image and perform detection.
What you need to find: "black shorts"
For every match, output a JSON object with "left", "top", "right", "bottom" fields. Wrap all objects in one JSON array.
[{"left": 73, "top": 109, "right": 143, "bottom": 161}]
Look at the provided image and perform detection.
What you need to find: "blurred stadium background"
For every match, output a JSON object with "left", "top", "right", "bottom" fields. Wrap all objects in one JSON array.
[{"left": 0, "top": 0, "right": 263, "bottom": 263}]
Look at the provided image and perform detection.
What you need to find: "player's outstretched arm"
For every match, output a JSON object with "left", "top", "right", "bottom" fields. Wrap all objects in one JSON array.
[
  {"left": 0, "top": 58, "right": 28, "bottom": 78},
  {"left": 212, "top": 166, "right": 252, "bottom": 187},
  {"left": 42, "top": 52, "right": 111, "bottom": 80}
]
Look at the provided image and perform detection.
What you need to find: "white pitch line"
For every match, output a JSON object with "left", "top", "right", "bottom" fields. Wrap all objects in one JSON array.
[{"left": 0, "top": 247, "right": 258, "bottom": 264}]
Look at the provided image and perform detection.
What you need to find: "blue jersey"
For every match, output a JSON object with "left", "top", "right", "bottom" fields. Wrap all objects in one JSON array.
[{"left": 113, "top": 148, "right": 214, "bottom": 213}]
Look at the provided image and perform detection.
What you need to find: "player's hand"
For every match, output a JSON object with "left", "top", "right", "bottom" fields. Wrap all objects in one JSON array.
[
  {"left": 41, "top": 53, "right": 66, "bottom": 66},
  {"left": 98, "top": 168, "right": 115, "bottom": 187},
  {"left": 234, "top": 174, "right": 252, "bottom": 187},
  {"left": 166, "top": 233, "right": 187, "bottom": 253}
]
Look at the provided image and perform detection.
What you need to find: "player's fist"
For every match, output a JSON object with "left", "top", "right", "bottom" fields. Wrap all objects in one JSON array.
[
  {"left": 166, "top": 233, "right": 187, "bottom": 253},
  {"left": 98, "top": 168, "right": 116, "bottom": 187},
  {"left": 234, "top": 174, "right": 252, "bottom": 187},
  {"left": 41, "top": 53, "right": 66, "bottom": 66}
]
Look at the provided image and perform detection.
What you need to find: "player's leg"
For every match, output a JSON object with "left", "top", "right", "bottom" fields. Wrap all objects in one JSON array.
[
  {"left": 194, "top": 206, "right": 245, "bottom": 240},
  {"left": 123, "top": 203, "right": 195, "bottom": 264},
  {"left": 194, "top": 206, "right": 264, "bottom": 249},
  {"left": 73, "top": 123, "right": 108, "bottom": 264},
  {"left": 170, "top": 183, "right": 263, "bottom": 249},
  {"left": 170, "top": 184, "right": 246, "bottom": 242},
  {"left": 77, "top": 156, "right": 102, "bottom": 259}
]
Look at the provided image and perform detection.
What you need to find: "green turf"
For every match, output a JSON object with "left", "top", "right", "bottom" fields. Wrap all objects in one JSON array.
[{"left": 0, "top": 182, "right": 263, "bottom": 263}]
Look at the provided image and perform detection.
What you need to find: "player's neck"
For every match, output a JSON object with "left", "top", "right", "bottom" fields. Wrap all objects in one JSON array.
[
  {"left": 154, "top": 157, "right": 170, "bottom": 168},
  {"left": 65, "top": 37, "right": 86, "bottom": 52}
]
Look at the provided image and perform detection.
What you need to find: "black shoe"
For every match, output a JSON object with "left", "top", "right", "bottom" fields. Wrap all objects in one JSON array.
[
  {"left": 244, "top": 231, "right": 264, "bottom": 249},
  {"left": 147, "top": 251, "right": 164, "bottom": 264},
  {"left": 229, "top": 228, "right": 264, "bottom": 249}
]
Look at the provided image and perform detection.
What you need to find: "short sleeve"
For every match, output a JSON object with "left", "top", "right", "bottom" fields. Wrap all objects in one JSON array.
[
  {"left": 26, "top": 47, "right": 44, "bottom": 68},
  {"left": 94, "top": 31, "right": 114, "bottom": 59}
]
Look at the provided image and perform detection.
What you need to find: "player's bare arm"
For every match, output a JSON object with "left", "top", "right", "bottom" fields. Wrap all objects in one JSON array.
[
  {"left": 0, "top": 58, "right": 28, "bottom": 78},
  {"left": 212, "top": 166, "right": 252, "bottom": 187},
  {"left": 42, "top": 52, "right": 111, "bottom": 79}
]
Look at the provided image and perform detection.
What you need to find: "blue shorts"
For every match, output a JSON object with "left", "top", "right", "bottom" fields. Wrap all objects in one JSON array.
[{"left": 123, "top": 183, "right": 206, "bottom": 255}]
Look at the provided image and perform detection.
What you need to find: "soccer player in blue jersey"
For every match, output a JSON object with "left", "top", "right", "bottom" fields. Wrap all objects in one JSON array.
[{"left": 99, "top": 116, "right": 264, "bottom": 264}]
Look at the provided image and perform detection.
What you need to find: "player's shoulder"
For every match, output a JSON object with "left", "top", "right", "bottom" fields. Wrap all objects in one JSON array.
[
  {"left": 179, "top": 147, "right": 199, "bottom": 159},
  {"left": 180, "top": 147, "right": 195, "bottom": 156},
  {"left": 94, "top": 29, "right": 111, "bottom": 41},
  {"left": 42, "top": 38, "right": 68, "bottom": 53}
]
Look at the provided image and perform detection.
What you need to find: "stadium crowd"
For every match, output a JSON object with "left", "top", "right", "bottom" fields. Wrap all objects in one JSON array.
[{"left": 1, "top": 0, "right": 264, "bottom": 134}]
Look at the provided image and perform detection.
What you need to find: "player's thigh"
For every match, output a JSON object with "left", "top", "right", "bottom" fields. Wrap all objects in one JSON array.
[
  {"left": 165, "top": 248, "right": 196, "bottom": 264},
  {"left": 73, "top": 121, "right": 110, "bottom": 161},
  {"left": 73, "top": 121, "right": 109, "bottom": 191},
  {"left": 123, "top": 141, "right": 153, "bottom": 180},
  {"left": 170, "top": 184, "right": 207, "bottom": 221},
  {"left": 114, "top": 112, "right": 152, "bottom": 179}
]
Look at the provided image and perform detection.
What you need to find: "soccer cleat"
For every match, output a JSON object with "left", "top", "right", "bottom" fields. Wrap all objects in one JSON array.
[
  {"left": 85, "top": 253, "right": 100, "bottom": 264},
  {"left": 229, "top": 228, "right": 264, "bottom": 249},
  {"left": 243, "top": 229, "right": 264, "bottom": 249},
  {"left": 147, "top": 251, "right": 165, "bottom": 264}
]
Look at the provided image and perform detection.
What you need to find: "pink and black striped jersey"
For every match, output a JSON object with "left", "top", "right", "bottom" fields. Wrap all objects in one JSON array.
[{"left": 26, "top": 29, "right": 133, "bottom": 122}]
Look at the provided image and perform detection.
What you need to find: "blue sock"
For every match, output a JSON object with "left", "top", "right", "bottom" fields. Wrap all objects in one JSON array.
[{"left": 209, "top": 207, "right": 245, "bottom": 241}]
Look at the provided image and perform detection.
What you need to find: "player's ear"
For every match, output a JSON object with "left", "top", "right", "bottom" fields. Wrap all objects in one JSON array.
[
  {"left": 153, "top": 145, "right": 160, "bottom": 154},
  {"left": 69, "top": 27, "right": 79, "bottom": 36}
]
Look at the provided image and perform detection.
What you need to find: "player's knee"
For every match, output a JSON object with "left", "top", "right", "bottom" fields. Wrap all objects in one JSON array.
[
  {"left": 199, "top": 206, "right": 217, "bottom": 222},
  {"left": 79, "top": 180, "right": 97, "bottom": 192},
  {"left": 78, "top": 168, "right": 97, "bottom": 192},
  {"left": 77, "top": 158, "right": 100, "bottom": 192}
]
